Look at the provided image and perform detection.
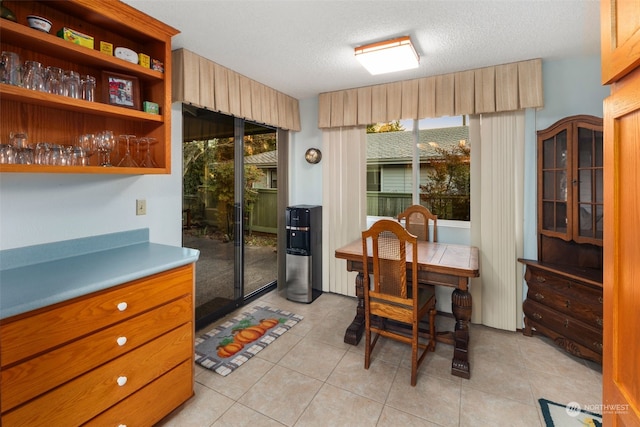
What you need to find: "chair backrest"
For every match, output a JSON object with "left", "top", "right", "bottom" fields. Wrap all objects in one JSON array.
[
  {"left": 397, "top": 205, "right": 438, "bottom": 242},
  {"left": 362, "top": 219, "right": 418, "bottom": 306}
]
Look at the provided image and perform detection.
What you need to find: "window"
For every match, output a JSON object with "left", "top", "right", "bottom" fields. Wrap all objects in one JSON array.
[{"left": 366, "top": 116, "right": 470, "bottom": 220}]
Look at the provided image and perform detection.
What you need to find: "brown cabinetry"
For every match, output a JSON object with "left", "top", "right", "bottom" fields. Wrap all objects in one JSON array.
[
  {"left": 0, "top": 0, "right": 178, "bottom": 174},
  {"left": 0, "top": 264, "right": 195, "bottom": 426},
  {"left": 520, "top": 115, "right": 603, "bottom": 364}
]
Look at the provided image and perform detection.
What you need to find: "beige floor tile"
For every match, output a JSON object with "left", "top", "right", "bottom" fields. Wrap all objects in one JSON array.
[
  {"left": 238, "top": 365, "right": 323, "bottom": 426},
  {"left": 196, "top": 356, "right": 275, "bottom": 400},
  {"left": 398, "top": 342, "right": 463, "bottom": 385},
  {"left": 377, "top": 406, "right": 443, "bottom": 426},
  {"left": 386, "top": 369, "right": 462, "bottom": 427},
  {"left": 294, "top": 383, "right": 383, "bottom": 427},
  {"left": 469, "top": 325, "right": 526, "bottom": 369},
  {"left": 464, "top": 351, "right": 536, "bottom": 405},
  {"left": 157, "top": 382, "right": 234, "bottom": 427},
  {"left": 277, "top": 335, "right": 348, "bottom": 381},
  {"left": 527, "top": 367, "right": 602, "bottom": 410},
  {"left": 326, "top": 350, "right": 398, "bottom": 403},
  {"left": 256, "top": 329, "right": 304, "bottom": 364},
  {"left": 211, "top": 402, "right": 286, "bottom": 426},
  {"left": 517, "top": 333, "right": 590, "bottom": 376},
  {"left": 459, "top": 387, "right": 542, "bottom": 427}
]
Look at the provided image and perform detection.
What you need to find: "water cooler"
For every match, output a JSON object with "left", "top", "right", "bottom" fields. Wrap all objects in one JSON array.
[{"left": 286, "top": 205, "right": 322, "bottom": 303}]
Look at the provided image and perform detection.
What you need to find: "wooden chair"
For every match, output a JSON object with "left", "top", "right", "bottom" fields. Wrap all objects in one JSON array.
[
  {"left": 362, "top": 219, "right": 436, "bottom": 386},
  {"left": 397, "top": 205, "right": 438, "bottom": 242}
]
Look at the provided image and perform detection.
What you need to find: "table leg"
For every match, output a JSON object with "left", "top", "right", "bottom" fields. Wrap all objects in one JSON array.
[
  {"left": 344, "top": 273, "right": 365, "bottom": 345},
  {"left": 451, "top": 287, "right": 472, "bottom": 379}
]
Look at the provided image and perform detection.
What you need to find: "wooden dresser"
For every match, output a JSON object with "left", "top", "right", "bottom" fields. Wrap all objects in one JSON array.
[
  {"left": 520, "top": 115, "right": 603, "bottom": 364},
  {"left": 520, "top": 260, "right": 602, "bottom": 363},
  {"left": 0, "top": 264, "right": 195, "bottom": 426}
]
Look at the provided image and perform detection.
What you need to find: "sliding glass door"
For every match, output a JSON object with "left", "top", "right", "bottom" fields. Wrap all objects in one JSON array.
[{"left": 182, "top": 107, "right": 277, "bottom": 329}]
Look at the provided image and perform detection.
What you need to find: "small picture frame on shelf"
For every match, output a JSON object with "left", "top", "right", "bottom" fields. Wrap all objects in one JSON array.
[{"left": 102, "top": 71, "right": 140, "bottom": 110}]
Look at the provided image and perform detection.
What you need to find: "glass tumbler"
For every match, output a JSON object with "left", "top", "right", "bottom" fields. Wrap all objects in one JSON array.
[
  {"left": 23, "top": 61, "right": 46, "bottom": 91},
  {"left": 45, "top": 66, "right": 65, "bottom": 95},
  {"left": 63, "top": 70, "right": 81, "bottom": 99},
  {"left": 0, "top": 51, "right": 21, "bottom": 86},
  {"left": 81, "top": 75, "right": 96, "bottom": 102}
]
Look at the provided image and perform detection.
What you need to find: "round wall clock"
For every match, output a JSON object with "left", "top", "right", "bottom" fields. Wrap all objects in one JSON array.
[{"left": 305, "top": 148, "right": 322, "bottom": 164}]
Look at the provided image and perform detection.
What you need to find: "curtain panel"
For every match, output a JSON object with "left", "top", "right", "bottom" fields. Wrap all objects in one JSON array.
[
  {"left": 172, "top": 48, "right": 301, "bottom": 131},
  {"left": 318, "top": 58, "right": 542, "bottom": 128},
  {"left": 322, "top": 127, "right": 367, "bottom": 296}
]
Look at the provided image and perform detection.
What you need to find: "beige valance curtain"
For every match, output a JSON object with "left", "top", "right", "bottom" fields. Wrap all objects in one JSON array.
[
  {"left": 318, "top": 58, "right": 542, "bottom": 128},
  {"left": 172, "top": 48, "right": 301, "bottom": 131}
]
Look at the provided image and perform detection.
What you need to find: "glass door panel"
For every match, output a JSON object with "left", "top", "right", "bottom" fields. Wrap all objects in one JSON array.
[{"left": 243, "top": 121, "right": 278, "bottom": 299}]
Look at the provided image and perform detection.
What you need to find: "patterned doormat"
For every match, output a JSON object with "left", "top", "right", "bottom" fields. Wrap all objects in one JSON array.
[
  {"left": 195, "top": 304, "right": 303, "bottom": 376},
  {"left": 538, "top": 398, "right": 602, "bottom": 426}
]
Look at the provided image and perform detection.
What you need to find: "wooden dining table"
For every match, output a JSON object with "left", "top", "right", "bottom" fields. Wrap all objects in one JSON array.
[{"left": 334, "top": 238, "right": 479, "bottom": 379}]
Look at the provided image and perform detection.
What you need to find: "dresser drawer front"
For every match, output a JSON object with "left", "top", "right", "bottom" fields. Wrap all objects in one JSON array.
[
  {"left": 523, "top": 299, "right": 602, "bottom": 354},
  {"left": 85, "top": 360, "right": 193, "bottom": 427},
  {"left": 1, "top": 295, "right": 192, "bottom": 412},
  {"left": 525, "top": 267, "right": 602, "bottom": 301},
  {"left": 2, "top": 322, "right": 193, "bottom": 427},
  {"left": 526, "top": 280, "right": 603, "bottom": 328},
  {"left": 1, "top": 265, "right": 193, "bottom": 367}
]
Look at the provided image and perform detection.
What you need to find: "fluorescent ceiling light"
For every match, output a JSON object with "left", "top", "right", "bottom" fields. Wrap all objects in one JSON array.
[{"left": 355, "top": 36, "right": 419, "bottom": 75}]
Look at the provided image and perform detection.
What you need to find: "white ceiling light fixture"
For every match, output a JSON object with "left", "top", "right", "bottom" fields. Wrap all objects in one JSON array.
[{"left": 355, "top": 36, "right": 420, "bottom": 75}]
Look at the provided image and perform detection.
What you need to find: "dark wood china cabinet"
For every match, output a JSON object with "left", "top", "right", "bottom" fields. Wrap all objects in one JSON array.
[{"left": 520, "top": 115, "right": 603, "bottom": 364}]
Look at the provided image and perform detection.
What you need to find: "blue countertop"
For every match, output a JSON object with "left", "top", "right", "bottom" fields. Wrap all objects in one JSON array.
[{"left": 0, "top": 229, "right": 200, "bottom": 320}]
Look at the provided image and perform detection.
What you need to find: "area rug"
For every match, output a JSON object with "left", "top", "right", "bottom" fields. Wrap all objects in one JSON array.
[
  {"left": 539, "top": 398, "right": 603, "bottom": 427},
  {"left": 195, "top": 304, "right": 303, "bottom": 376}
]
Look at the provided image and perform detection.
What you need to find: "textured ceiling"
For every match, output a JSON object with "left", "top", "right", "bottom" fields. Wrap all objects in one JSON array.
[{"left": 123, "top": 0, "right": 601, "bottom": 100}]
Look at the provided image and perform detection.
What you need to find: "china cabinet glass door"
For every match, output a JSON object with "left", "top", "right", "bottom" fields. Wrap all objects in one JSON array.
[
  {"left": 541, "top": 129, "right": 569, "bottom": 237},
  {"left": 575, "top": 126, "right": 604, "bottom": 242}
]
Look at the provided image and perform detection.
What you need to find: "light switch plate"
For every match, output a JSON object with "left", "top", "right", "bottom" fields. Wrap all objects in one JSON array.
[{"left": 136, "top": 199, "right": 146, "bottom": 215}]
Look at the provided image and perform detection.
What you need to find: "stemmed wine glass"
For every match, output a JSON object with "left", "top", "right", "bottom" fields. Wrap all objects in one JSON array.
[
  {"left": 96, "top": 130, "right": 116, "bottom": 166},
  {"left": 117, "top": 134, "right": 138, "bottom": 167},
  {"left": 139, "top": 137, "right": 158, "bottom": 168}
]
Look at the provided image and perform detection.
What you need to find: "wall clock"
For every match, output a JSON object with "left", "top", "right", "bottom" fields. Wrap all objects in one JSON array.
[{"left": 305, "top": 148, "right": 322, "bottom": 164}]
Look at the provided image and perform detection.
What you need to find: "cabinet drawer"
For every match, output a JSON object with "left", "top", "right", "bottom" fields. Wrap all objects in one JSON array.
[
  {"left": 524, "top": 267, "right": 602, "bottom": 301},
  {"left": 86, "top": 360, "right": 193, "bottom": 427},
  {"left": 526, "top": 280, "right": 603, "bottom": 328},
  {"left": 523, "top": 299, "right": 602, "bottom": 355},
  {"left": 1, "top": 322, "right": 192, "bottom": 427},
  {"left": 1, "top": 295, "right": 192, "bottom": 412},
  {"left": 1, "top": 265, "right": 193, "bottom": 367}
]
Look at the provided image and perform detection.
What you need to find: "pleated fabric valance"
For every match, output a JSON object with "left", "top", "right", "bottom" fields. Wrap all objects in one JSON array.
[
  {"left": 318, "top": 58, "right": 543, "bottom": 128},
  {"left": 172, "top": 49, "right": 301, "bottom": 131}
]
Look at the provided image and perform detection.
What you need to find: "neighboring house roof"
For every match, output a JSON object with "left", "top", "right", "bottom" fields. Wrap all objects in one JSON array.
[
  {"left": 244, "top": 150, "right": 277, "bottom": 167},
  {"left": 367, "top": 126, "right": 469, "bottom": 165},
  {"left": 244, "top": 126, "right": 469, "bottom": 167}
]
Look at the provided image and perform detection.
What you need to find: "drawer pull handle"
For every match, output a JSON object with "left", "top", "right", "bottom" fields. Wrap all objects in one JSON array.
[
  {"left": 565, "top": 300, "right": 571, "bottom": 308},
  {"left": 536, "top": 276, "right": 546, "bottom": 283},
  {"left": 595, "top": 342, "right": 603, "bottom": 351},
  {"left": 532, "top": 313, "right": 542, "bottom": 320},
  {"left": 117, "top": 376, "right": 128, "bottom": 386},
  {"left": 535, "top": 293, "right": 544, "bottom": 301},
  {"left": 564, "top": 319, "right": 569, "bottom": 328},
  {"left": 599, "top": 296, "right": 603, "bottom": 303},
  {"left": 117, "top": 336, "right": 127, "bottom": 346},
  {"left": 596, "top": 317, "right": 603, "bottom": 327},
  {"left": 117, "top": 302, "right": 128, "bottom": 312}
]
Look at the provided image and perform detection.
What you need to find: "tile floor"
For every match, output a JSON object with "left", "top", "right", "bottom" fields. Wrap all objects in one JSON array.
[{"left": 159, "top": 290, "right": 602, "bottom": 426}]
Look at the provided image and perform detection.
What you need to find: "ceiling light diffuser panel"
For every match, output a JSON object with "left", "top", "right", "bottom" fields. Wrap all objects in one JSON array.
[{"left": 355, "top": 36, "right": 420, "bottom": 75}]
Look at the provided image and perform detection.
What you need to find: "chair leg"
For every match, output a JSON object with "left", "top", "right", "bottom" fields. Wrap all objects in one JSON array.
[
  {"left": 411, "top": 323, "right": 418, "bottom": 386},
  {"left": 364, "top": 319, "right": 371, "bottom": 370},
  {"left": 429, "top": 306, "right": 437, "bottom": 352}
]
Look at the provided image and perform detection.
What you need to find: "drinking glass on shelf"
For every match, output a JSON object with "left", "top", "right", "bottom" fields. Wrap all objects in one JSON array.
[
  {"left": 34, "top": 142, "right": 50, "bottom": 165},
  {"left": 63, "top": 70, "right": 81, "bottom": 99},
  {"left": 0, "top": 144, "right": 16, "bottom": 164},
  {"left": 97, "top": 131, "right": 116, "bottom": 167},
  {"left": 139, "top": 137, "right": 159, "bottom": 168},
  {"left": 23, "top": 61, "right": 46, "bottom": 91},
  {"left": 81, "top": 75, "right": 96, "bottom": 102},
  {"left": 117, "top": 134, "right": 138, "bottom": 167},
  {"left": 0, "top": 51, "right": 22, "bottom": 86},
  {"left": 45, "top": 66, "right": 65, "bottom": 95},
  {"left": 78, "top": 133, "right": 96, "bottom": 166}
]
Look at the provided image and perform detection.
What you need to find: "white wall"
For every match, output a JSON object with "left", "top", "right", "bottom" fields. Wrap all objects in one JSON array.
[
  {"left": 289, "top": 97, "right": 322, "bottom": 206},
  {"left": 0, "top": 103, "right": 184, "bottom": 250}
]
